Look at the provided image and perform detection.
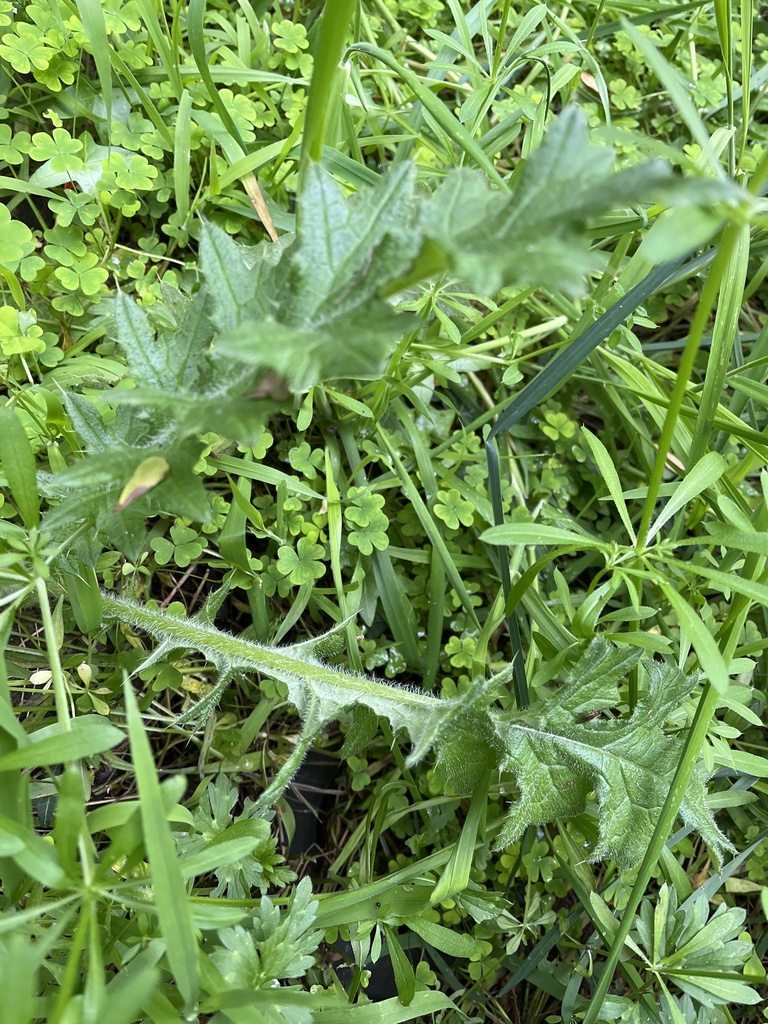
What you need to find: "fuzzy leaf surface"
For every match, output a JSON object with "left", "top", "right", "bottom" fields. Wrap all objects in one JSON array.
[
  {"left": 420, "top": 108, "right": 735, "bottom": 295},
  {"left": 495, "top": 640, "right": 732, "bottom": 868},
  {"left": 104, "top": 597, "right": 728, "bottom": 869},
  {"left": 213, "top": 162, "right": 421, "bottom": 388}
]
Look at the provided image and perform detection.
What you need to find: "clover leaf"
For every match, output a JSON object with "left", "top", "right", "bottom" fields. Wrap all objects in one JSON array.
[
  {"left": 0, "top": 205, "right": 37, "bottom": 272},
  {"left": 434, "top": 489, "right": 475, "bottom": 530},
  {"left": 29, "top": 127, "right": 83, "bottom": 171},
  {"left": 272, "top": 19, "right": 309, "bottom": 53},
  {"left": 540, "top": 410, "right": 577, "bottom": 442},
  {"left": 151, "top": 522, "right": 205, "bottom": 567},
  {"left": 52, "top": 293, "right": 85, "bottom": 317},
  {"left": 53, "top": 253, "right": 109, "bottom": 295},
  {"left": 444, "top": 635, "right": 477, "bottom": 670},
  {"left": 610, "top": 77, "right": 643, "bottom": 111},
  {"left": 237, "top": 429, "right": 273, "bottom": 461},
  {"left": 345, "top": 487, "right": 387, "bottom": 527},
  {"left": 37, "top": 55, "right": 77, "bottom": 91},
  {"left": 102, "top": 0, "right": 142, "bottom": 34},
  {"left": 47, "top": 191, "right": 101, "bottom": 227},
  {"left": 347, "top": 756, "right": 372, "bottom": 792},
  {"left": 31, "top": 137, "right": 131, "bottom": 193},
  {"left": 0, "top": 307, "right": 47, "bottom": 356},
  {"left": 111, "top": 152, "right": 158, "bottom": 191},
  {"left": 287, "top": 441, "right": 323, "bottom": 480},
  {"left": 95, "top": 153, "right": 158, "bottom": 214},
  {"left": 44, "top": 224, "right": 87, "bottom": 265},
  {"left": 0, "top": 22, "right": 53, "bottom": 73},
  {"left": 276, "top": 537, "right": 326, "bottom": 585},
  {"left": 0, "top": 125, "right": 30, "bottom": 164},
  {"left": 347, "top": 511, "right": 389, "bottom": 555}
]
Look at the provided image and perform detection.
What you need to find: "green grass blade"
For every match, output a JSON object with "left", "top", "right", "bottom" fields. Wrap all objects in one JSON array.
[
  {"left": 0, "top": 177, "right": 60, "bottom": 201},
  {"left": 487, "top": 257, "right": 687, "bottom": 447},
  {"left": 584, "top": 508, "right": 768, "bottom": 1023},
  {"left": 0, "top": 716, "right": 123, "bottom": 771},
  {"left": 173, "top": 89, "right": 193, "bottom": 227},
  {"left": 291, "top": 991, "right": 456, "bottom": 1021},
  {"left": 688, "top": 223, "right": 750, "bottom": 465},
  {"left": 100, "top": 961, "right": 162, "bottom": 1024},
  {"left": 0, "top": 616, "right": 32, "bottom": 901},
  {"left": 621, "top": 19, "right": 724, "bottom": 180},
  {"left": 680, "top": 826, "right": 768, "bottom": 911},
  {"left": 51, "top": 764, "right": 87, "bottom": 893},
  {"left": 75, "top": 0, "right": 112, "bottom": 126},
  {"left": 323, "top": 444, "right": 363, "bottom": 671},
  {"left": 659, "top": 583, "right": 729, "bottom": 693},
  {"left": 107, "top": 50, "right": 174, "bottom": 147},
  {"left": 371, "top": 549, "right": 423, "bottom": 670},
  {"left": 0, "top": 407, "right": 39, "bottom": 530},
  {"left": 581, "top": 427, "right": 636, "bottom": 543},
  {"left": 645, "top": 451, "right": 726, "bottom": 544},
  {"left": 123, "top": 676, "right": 199, "bottom": 1014},
  {"left": 482, "top": 524, "right": 610, "bottom": 551},
  {"left": 347, "top": 42, "right": 507, "bottom": 188},
  {"left": 321, "top": 145, "right": 380, "bottom": 187},
  {"left": 737, "top": 0, "right": 754, "bottom": 166},
  {"left": 431, "top": 771, "right": 490, "bottom": 903},
  {"left": 188, "top": 0, "right": 246, "bottom": 150},
  {"left": 391, "top": 400, "right": 446, "bottom": 688},
  {"left": 376, "top": 425, "right": 480, "bottom": 630},
  {"left": 586, "top": 2, "right": 714, "bottom": 42},
  {"left": 63, "top": 565, "right": 103, "bottom": 635},
  {"left": 301, "top": 0, "right": 358, "bottom": 176},
  {"left": 214, "top": 454, "right": 324, "bottom": 501},
  {"left": 581, "top": 685, "right": 720, "bottom": 1024},
  {"left": 0, "top": 931, "right": 44, "bottom": 1024},
  {"left": 382, "top": 924, "right": 416, "bottom": 1007},
  {"left": 713, "top": 0, "right": 734, "bottom": 175},
  {"left": 484, "top": 433, "right": 528, "bottom": 707},
  {"left": 484, "top": 257, "right": 686, "bottom": 702},
  {"left": 133, "top": 0, "right": 182, "bottom": 98},
  {"left": 636, "top": 225, "right": 743, "bottom": 549}
]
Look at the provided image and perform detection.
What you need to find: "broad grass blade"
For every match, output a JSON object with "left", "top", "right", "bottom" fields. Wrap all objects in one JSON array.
[
  {"left": 622, "top": 20, "right": 725, "bottom": 179},
  {"left": 75, "top": 0, "right": 112, "bottom": 126},
  {"left": 173, "top": 89, "right": 193, "bottom": 227},
  {"left": 0, "top": 407, "right": 40, "bottom": 529},
  {"left": 123, "top": 677, "right": 199, "bottom": 1014}
]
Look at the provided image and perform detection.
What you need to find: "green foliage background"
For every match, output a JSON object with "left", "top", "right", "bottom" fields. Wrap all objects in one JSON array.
[{"left": 1, "top": 0, "right": 768, "bottom": 1022}]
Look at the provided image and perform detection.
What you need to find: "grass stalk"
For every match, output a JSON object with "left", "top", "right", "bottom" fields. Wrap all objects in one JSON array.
[
  {"left": 635, "top": 220, "right": 743, "bottom": 550},
  {"left": 299, "top": 0, "right": 359, "bottom": 188},
  {"left": 35, "top": 579, "right": 72, "bottom": 732}
]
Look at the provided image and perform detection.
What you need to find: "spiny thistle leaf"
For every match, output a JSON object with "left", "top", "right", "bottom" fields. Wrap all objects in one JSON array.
[
  {"left": 103, "top": 592, "right": 470, "bottom": 768},
  {"left": 495, "top": 640, "right": 732, "bottom": 868},
  {"left": 103, "top": 595, "right": 729, "bottom": 868}
]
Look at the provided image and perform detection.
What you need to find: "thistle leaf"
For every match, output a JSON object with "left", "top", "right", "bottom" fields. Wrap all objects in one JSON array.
[
  {"left": 495, "top": 640, "right": 732, "bottom": 868},
  {"left": 103, "top": 597, "right": 729, "bottom": 868}
]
